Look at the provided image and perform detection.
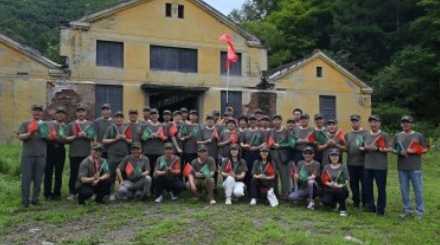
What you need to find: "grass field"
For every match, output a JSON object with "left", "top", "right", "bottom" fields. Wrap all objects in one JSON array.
[{"left": 0, "top": 143, "right": 439, "bottom": 245}]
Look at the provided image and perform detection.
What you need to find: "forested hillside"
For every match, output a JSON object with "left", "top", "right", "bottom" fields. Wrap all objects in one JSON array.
[
  {"left": 1, "top": 0, "right": 439, "bottom": 132},
  {"left": 0, "top": 0, "right": 120, "bottom": 61},
  {"left": 230, "top": 0, "right": 440, "bottom": 132}
]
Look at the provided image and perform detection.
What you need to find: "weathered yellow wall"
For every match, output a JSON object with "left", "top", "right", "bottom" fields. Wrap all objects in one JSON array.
[
  {"left": 275, "top": 57, "right": 371, "bottom": 131},
  {"left": 60, "top": 0, "right": 266, "bottom": 89},
  {"left": 0, "top": 42, "right": 51, "bottom": 143}
]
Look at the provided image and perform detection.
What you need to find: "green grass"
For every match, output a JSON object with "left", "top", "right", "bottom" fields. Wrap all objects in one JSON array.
[{"left": 0, "top": 143, "right": 439, "bottom": 244}]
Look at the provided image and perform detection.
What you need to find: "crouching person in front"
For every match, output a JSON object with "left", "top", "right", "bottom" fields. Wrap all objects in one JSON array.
[
  {"left": 116, "top": 142, "right": 152, "bottom": 200},
  {"left": 186, "top": 145, "right": 217, "bottom": 204},
  {"left": 76, "top": 143, "right": 112, "bottom": 205},
  {"left": 288, "top": 146, "right": 320, "bottom": 210},
  {"left": 221, "top": 144, "right": 247, "bottom": 205},
  {"left": 153, "top": 142, "right": 184, "bottom": 203},
  {"left": 321, "top": 148, "right": 350, "bottom": 217},
  {"left": 250, "top": 146, "right": 278, "bottom": 207}
]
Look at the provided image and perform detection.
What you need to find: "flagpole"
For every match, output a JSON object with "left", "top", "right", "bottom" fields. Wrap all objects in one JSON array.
[{"left": 226, "top": 69, "right": 230, "bottom": 107}]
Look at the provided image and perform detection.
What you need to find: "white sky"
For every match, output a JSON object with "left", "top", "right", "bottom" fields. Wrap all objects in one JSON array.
[{"left": 203, "top": 0, "right": 246, "bottom": 15}]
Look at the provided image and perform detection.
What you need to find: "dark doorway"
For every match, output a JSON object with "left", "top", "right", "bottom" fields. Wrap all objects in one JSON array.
[{"left": 141, "top": 84, "right": 208, "bottom": 122}]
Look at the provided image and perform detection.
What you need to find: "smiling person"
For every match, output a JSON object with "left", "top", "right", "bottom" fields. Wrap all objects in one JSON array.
[
  {"left": 249, "top": 146, "right": 278, "bottom": 207},
  {"left": 76, "top": 143, "right": 111, "bottom": 205},
  {"left": 360, "top": 115, "right": 393, "bottom": 216},
  {"left": 289, "top": 147, "right": 320, "bottom": 210},
  {"left": 187, "top": 145, "right": 217, "bottom": 204},
  {"left": 17, "top": 104, "right": 48, "bottom": 207},
  {"left": 116, "top": 142, "right": 152, "bottom": 201},
  {"left": 321, "top": 149, "right": 350, "bottom": 217},
  {"left": 393, "top": 116, "right": 428, "bottom": 220},
  {"left": 221, "top": 144, "right": 247, "bottom": 204},
  {"left": 94, "top": 103, "right": 113, "bottom": 159}
]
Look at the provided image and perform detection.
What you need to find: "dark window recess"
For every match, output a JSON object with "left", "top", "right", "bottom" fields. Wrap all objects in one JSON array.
[
  {"left": 319, "top": 95, "right": 336, "bottom": 120},
  {"left": 316, "top": 66, "right": 323, "bottom": 78},
  {"left": 165, "top": 3, "right": 172, "bottom": 17},
  {"left": 96, "top": 41, "right": 124, "bottom": 68},
  {"left": 178, "top": 5, "right": 184, "bottom": 18},
  {"left": 221, "top": 52, "right": 242, "bottom": 76},
  {"left": 150, "top": 45, "right": 197, "bottom": 73},
  {"left": 95, "top": 85, "right": 123, "bottom": 119},
  {"left": 221, "top": 91, "right": 242, "bottom": 118}
]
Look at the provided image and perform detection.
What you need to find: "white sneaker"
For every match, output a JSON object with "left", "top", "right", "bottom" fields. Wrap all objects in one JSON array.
[
  {"left": 109, "top": 194, "right": 116, "bottom": 202},
  {"left": 307, "top": 201, "right": 315, "bottom": 210},
  {"left": 91, "top": 194, "right": 96, "bottom": 201},
  {"left": 210, "top": 199, "right": 216, "bottom": 205},
  {"left": 250, "top": 198, "right": 257, "bottom": 205},
  {"left": 154, "top": 195, "right": 163, "bottom": 203},
  {"left": 169, "top": 191, "right": 177, "bottom": 201},
  {"left": 340, "top": 211, "right": 348, "bottom": 217},
  {"left": 225, "top": 197, "right": 232, "bottom": 205},
  {"left": 67, "top": 194, "right": 75, "bottom": 201}
]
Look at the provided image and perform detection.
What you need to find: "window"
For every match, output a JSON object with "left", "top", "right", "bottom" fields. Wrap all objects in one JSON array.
[
  {"left": 95, "top": 85, "right": 123, "bottom": 119},
  {"left": 316, "top": 67, "right": 323, "bottom": 78},
  {"left": 220, "top": 52, "right": 242, "bottom": 76},
  {"left": 221, "top": 91, "right": 242, "bottom": 118},
  {"left": 96, "top": 41, "right": 124, "bottom": 68},
  {"left": 178, "top": 5, "right": 184, "bottom": 18},
  {"left": 319, "top": 95, "right": 336, "bottom": 120},
  {"left": 150, "top": 45, "right": 198, "bottom": 73},
  {"left": 165, "top": 3, "right": 172, "bottom": 17}
]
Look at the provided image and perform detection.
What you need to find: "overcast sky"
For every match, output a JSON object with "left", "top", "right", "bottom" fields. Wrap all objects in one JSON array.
[{"left": 204, "top": 0, "right": 246, "bottom": 15}]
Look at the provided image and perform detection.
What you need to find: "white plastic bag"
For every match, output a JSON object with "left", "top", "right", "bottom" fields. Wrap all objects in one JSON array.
[{"left": 267, "top": 187, "right": 279, "bottom": 207}]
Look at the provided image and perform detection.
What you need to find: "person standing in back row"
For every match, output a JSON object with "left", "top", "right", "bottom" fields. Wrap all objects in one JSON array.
[
  {"left": 94, "top": 103, "right": 113, "bottom": 159},
  {"left": 361, "top": 115, "right": 393, "bottom": 217},
  {"left": 394, "top": 115, "right": 428, "bottom": 220},
  {"left": 17, "top": 104, "right": 48, "bottom": 207},
  {"left": 345, "top": 114, "right": 368, "bottom": 208},
  {"left": 44, "top": 107, "right": 67, "bottom": 201}
]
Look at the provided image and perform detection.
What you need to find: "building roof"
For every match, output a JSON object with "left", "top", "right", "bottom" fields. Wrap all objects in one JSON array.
[
  {"left": 64, "top": 0, "right": 265, "bottom": 48},
  {"left": 0, "top": 33, "right": 62, "bottom": 70},
  {"left": 268, "top": 50, "right": 373, "bottom": 94}
]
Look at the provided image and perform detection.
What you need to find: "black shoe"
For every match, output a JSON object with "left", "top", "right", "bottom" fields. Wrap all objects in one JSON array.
[
  {"left": 22, "top": 202, "right": 30, "bottom": 208},
  {"left": 78, "top": 199, "right": 86, "bottom": 205},
  {"left": 95, "top": 199, "right": 108, "bottom": 205},
  {"left": 31, "top": 201, "right": 41, "bottom": 206},
  {"left": 51, "top": 196, "right": 61, "bottom": 201},
  {"left": 377, "top": 212, "right": 385, "bottom": 217}
]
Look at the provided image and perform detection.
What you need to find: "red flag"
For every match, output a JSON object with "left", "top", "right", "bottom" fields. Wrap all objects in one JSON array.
[
  {"left": 124, "top": 126, "right": 132, "bottom": 140},
  {"left": 93, "top": 160, "right": 99, "bottom": 174},
  {"left": 211, "top": 128, "right": 219, "bottom": 139},
  {"left": 168, "top": 124, "right": 178, "bottom": 137},
  {"left": 157, "top": 127, "right": 166, "bottom": 141},
  {"left": 374, "top": 136, "right": 386, "bottom": 150},
  {"left": 74, "top": 123, "right": 81, "bottom": 136},
  {"left": 290, "top": 165, "right": 296, "bottom": 178},
  {"left": 49, "top": 125, "right": 57, "bottom": 140},
  {"left": 224, "top": 160, "right": 232, "bottom": 173},
  {"left": 28, "top": 119, "right": 38, "bottom": 133},
  {"left": 182, "top": 163, "right": 193, "bottom": 177},
  {"left": 336, "top": 130, "right": 345, "bottom": 143},
  {"left": 265, "top": 163, "right": 275, "bottom": 176},
  {"left": 171, "top": 158, "right": 180, "bottom": 171},
  {"left": 306, "top": 131, "right": 315, "bottom": 144},
  {"left": 125, "top": 162, "right": 134, "bottom": 177},
  {"left": 267, "top": 135, "right": 275, "bottom": 148},
  {"left": 230, "top": 131, "right": 238, "bottom": 144},
  {"left": 219, "top": 34, "right": 238, "bottom": 71},
  {"left": 408, "top": 140, "right": 425, "bottom": 155},
  {"left": 321, "top": 170, "right": 332, "bottom": 185}
]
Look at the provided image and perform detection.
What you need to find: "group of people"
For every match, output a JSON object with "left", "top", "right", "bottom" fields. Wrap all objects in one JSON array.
[{"left": 18, "top": 104, "right": 428, "bottom": 219}]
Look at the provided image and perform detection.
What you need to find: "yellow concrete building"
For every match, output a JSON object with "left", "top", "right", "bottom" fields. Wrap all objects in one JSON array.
[
  {"left": 58, "top": 0, "right": 268, "bottom": 118},
  {"left": 0, "top": 33, "right": 65, "bottom": 143},
  {"left": 0, "top": 0, "right": 373, "bottom": 143},
  {"left": 269, "top": 50, "right": 373, "bottom": 130}
]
